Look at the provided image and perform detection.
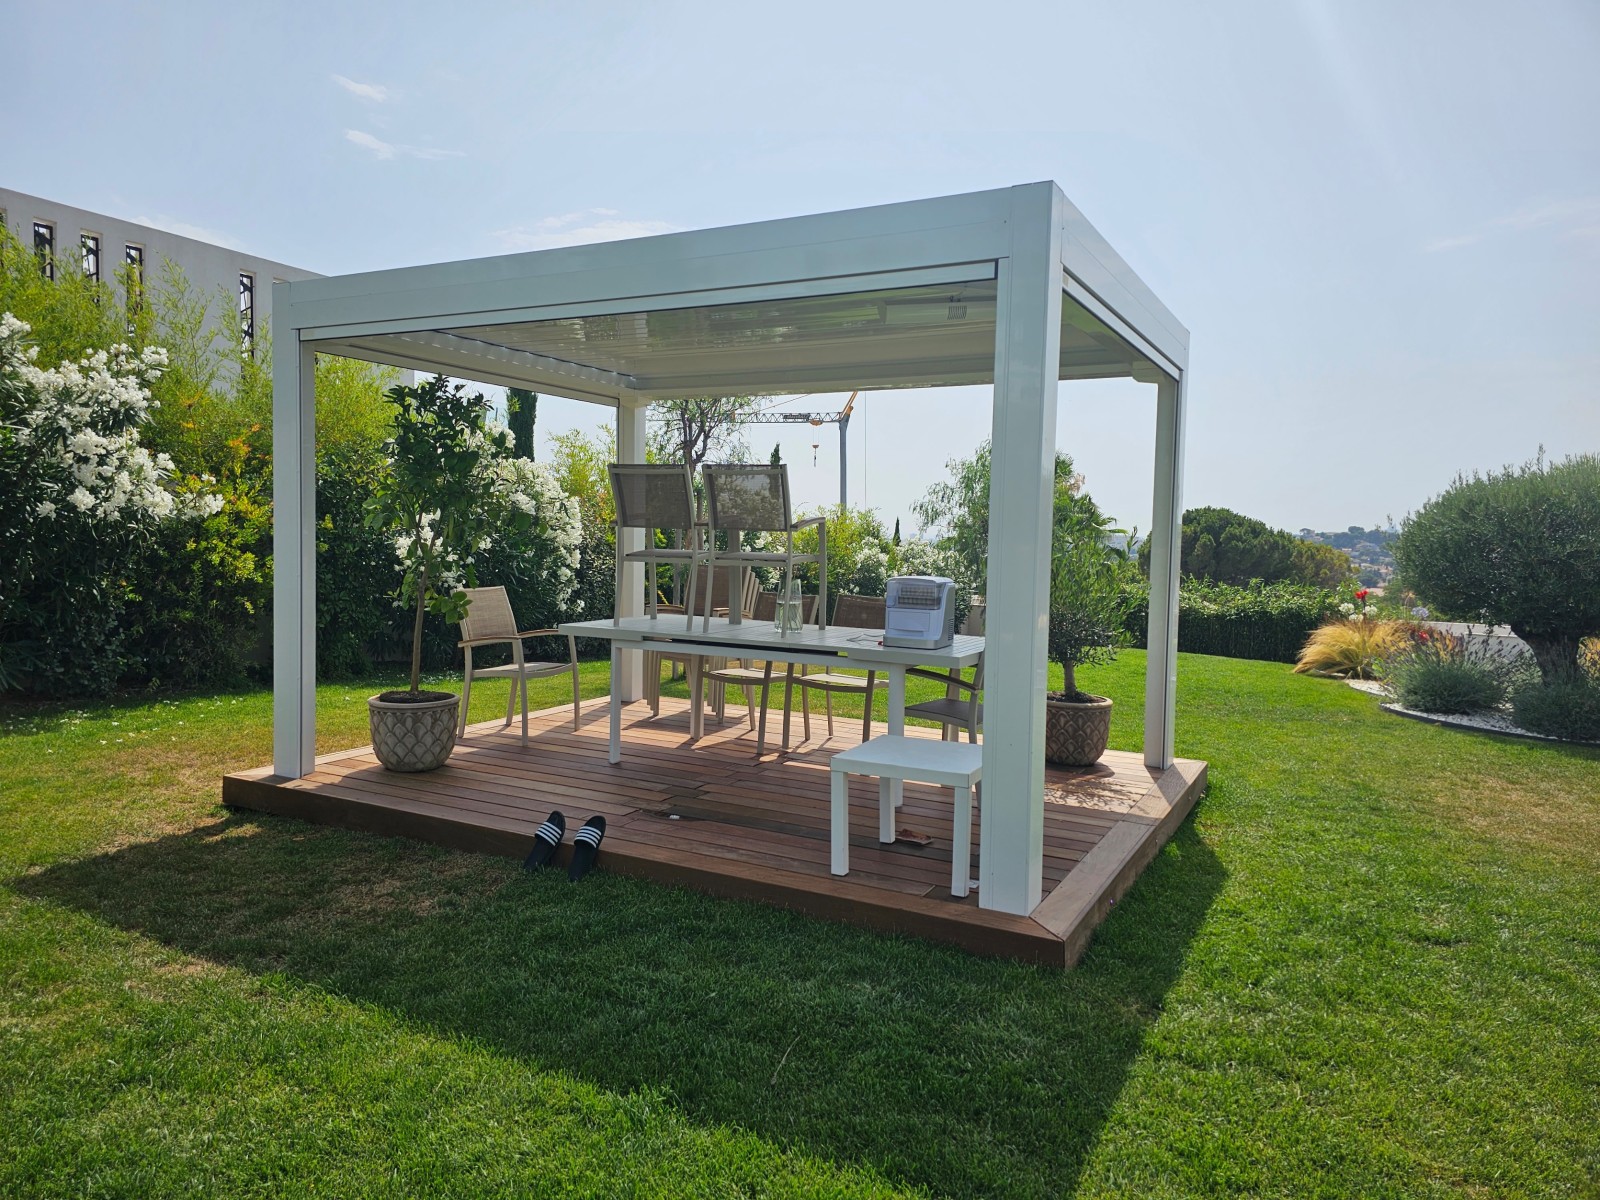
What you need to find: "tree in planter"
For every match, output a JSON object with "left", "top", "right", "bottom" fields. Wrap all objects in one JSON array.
[
  {"left": 365, "top": 375, "right": 526, "bottom": 700},
  {"left": 1044, "top": 496, "right": 1136, "bottom": 766},
  {"left": 1048, "top": 527, "right": 1135, "bottom": 702},
  {"left": 1395, "top": 452, "right": 1600, "bottom": 682}
]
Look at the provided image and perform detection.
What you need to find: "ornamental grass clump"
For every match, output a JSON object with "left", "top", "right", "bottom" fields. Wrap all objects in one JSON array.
[{"left": 1293, "top": 611, "right": 1409, "bottom": 679}]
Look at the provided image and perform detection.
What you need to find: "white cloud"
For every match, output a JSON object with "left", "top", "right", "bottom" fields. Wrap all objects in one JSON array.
[
  {"left": 1425, "top": 194, "right": 1600, "bottom": 253},
  {"left": 130, "top": 214, "right": 247, "bottom": 252},
  {"left": 332, "top": 74, "right": 391, "bottom": 103},
  {"left": 344, "top": 129, "right": 464, "bottom": 162},
  {"left": 490, "top": 210, "right": 678, "bottom": 251}
]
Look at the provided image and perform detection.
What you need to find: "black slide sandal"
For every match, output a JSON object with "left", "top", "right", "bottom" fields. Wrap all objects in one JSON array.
[
  {"left": 523, "top": 811, "right": 566, "bottom": 870},
  {"left": 567, "top": 815, "right": 606, "bottom": 882}
]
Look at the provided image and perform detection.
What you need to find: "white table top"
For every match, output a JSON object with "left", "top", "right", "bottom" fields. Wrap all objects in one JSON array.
[{"left": 560, "top": 616, "right": 984, "bottom": 669}]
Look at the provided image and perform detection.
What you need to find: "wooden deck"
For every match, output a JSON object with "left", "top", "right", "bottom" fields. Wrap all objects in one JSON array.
[{"left": 223, "top": 697, "right": 1206, "bottom": 966}]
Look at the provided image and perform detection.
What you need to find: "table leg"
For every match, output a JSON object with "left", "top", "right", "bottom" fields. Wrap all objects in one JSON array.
[
  {"left": 608, "top": 646, "right": 622, "bottom": 764},
  {"left": 830, "top": 769, "right": 849, "bottom": 876},
  {"left": 951, "top": 783, "right": 972, "bottom": 897},
  {"left": 888, "top": 664, "right": 905, "bottom": 809},
  {"left": 688, "top": 654, "right": 703, "bottom": 740},
  {"left": 781, "top": 663, "right": 797, "bottom": 750},
  {"left": 756, "top": 661, "right": 774, "bottom": 758},
  {"left": 878, "top": 777, "right": 894, "bottom": 844}
]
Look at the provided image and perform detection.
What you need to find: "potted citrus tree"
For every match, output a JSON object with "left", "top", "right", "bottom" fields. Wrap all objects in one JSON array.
[
  {"left": 364, "top": 375, "right": 517, "bottom": 772},
  {"left": 1045, "top": 509, "right": 1135, "bottom": 767}
]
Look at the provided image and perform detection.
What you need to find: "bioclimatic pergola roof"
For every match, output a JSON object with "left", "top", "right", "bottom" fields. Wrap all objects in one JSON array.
[
  {"left": 313, "top": 277, "right": 1169, "bottom": 402},
  {"left": 270, "top": 182, "right": 1190, "bottom": 917}
]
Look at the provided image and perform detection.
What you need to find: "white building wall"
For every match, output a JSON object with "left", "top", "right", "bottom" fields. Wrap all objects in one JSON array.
[{"left": 0, "top": 186, "right": 320, "bottom": 348}]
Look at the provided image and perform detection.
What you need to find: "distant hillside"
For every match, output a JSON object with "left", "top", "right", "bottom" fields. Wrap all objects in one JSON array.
[{"left": 1298, "top": 526, "right": 1397, "bottom": 587}]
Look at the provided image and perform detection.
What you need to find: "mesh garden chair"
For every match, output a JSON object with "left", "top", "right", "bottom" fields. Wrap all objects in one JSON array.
[
  {"left": 905, "top": 655, "right": 984, "bottom": 742},
  {"left": 608, "top": 463, "right": 705, "bottom": 629},
  {"left": 701, "top": 464, "right": 827, "bottom": 633},
  {"left": 705, "top": 593, "right": 820, "bottom": 754},
  {"left": 455, "top": 586, "right": 580, "bottom": 745},
  {"left": 790, "top": 594, "right": 886, "bottom": 744},
  {"left": 644, "top": 567, "right": 762, "bottom": 716}
]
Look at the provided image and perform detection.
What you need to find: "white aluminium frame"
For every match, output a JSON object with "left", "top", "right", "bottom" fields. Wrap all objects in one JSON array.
[{"left": 269, "top": 181, "right": 1189, "bottom": 918}]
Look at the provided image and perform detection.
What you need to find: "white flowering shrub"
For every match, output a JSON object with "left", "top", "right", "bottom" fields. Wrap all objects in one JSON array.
[{"left": 0, "top": 314, "right": 225, "bottom": 693}]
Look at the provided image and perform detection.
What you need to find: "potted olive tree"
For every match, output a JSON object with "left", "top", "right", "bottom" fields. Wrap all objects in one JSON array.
[
  {"left": 1045, "top": 513, "right": 1136, "bottom": 767},
  {"left": 364, "top": 376, "right": 518, "bottom": 772}
]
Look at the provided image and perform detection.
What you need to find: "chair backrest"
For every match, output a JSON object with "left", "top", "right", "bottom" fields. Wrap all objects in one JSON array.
[
  {"left": 703, "top": 464, "right": 793, "bottom": 533},
  {"left": 685, "top": 564, "right": 760, "bottom": 616},
  {"left": 456, "top": 586, "right": 517, "bottom": 642},
  {"left": 751, "top": 591, "right": 777, "bottom": 621},
  {"left": 832, "top": 593, "right": 886, "bottom": 630},
  {"left": 609, "top": 463, "right": 696, "bottom": 533}
]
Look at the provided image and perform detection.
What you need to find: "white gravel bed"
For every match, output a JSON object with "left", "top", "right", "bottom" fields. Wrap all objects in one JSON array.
[{"left": 1344, "top": 676, "right": 1593, "bottom": 743}]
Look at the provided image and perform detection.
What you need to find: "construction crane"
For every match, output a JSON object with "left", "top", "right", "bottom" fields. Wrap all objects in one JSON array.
[{"left": 743, "top": 392, "right": 857, "bottom": 507}]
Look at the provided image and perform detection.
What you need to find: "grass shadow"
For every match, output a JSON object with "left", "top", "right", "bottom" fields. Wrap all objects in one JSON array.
[{"left": 18, "top": 806, "right": 1224, "bottom": 1199}]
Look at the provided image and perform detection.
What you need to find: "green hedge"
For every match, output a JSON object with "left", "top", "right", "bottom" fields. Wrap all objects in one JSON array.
[{"left": 1123, "top": 580, "right": 1341, "bottom": 664}]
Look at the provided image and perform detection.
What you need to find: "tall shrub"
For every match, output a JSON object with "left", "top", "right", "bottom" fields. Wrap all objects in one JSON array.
[
  {"left": 0, "top": 314, "right": 222, "bottom": 694},
  {"left": 1124, "top": 579, "right": 1343, "bottom": 664},
  {"left": 1395, "top": 453, "right": 1600, "bottom": 681}
]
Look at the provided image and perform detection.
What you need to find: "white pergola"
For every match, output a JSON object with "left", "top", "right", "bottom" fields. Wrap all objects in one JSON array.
[{"left": 269, "top": 181, "right": 1188, "bottom": 918}]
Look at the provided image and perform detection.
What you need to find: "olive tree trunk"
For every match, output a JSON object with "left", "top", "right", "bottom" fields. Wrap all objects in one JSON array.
[{"left": 1516, "top": 628, "right": 1583, "bottom": 683}]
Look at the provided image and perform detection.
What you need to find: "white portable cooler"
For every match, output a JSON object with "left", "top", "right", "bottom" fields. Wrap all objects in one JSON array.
[{"left": 883, "top": 576, "right": 958, "bottom": 650}]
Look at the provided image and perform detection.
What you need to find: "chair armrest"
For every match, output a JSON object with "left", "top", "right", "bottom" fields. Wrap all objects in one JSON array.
[
  {"left": 791, "top": 516, "right": 826, "bottom": 530},
  {"left": 906, "top": 666, "right": 976, "bottom": 692},
  {"left": 517, "top": 629, "right": 562, "bottom": 639}
]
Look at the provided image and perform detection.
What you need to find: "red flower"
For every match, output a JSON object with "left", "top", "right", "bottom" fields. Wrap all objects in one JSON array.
[
  {"left": 1355, "top": 589, "right": 1369, "bottom": 601},
  {"left": 1418, "top": 630, "right": 1430, "bottom": 641}
]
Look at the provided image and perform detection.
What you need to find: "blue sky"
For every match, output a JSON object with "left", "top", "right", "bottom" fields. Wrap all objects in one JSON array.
[{"left": 4, "top": 0, "right": 1596, "bottom": 535}]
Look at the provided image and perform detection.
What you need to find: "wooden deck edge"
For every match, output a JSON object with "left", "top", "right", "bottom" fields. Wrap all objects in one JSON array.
[
  {"left": 222, "top": 770, "right": 1066, "bottom": 967},
  {"left": 1029, "top": 759, "right": 1209, "bottom": 966}
]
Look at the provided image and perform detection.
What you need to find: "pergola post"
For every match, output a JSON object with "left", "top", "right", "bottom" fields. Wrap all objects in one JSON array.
[
  {"left": 614, "top": 397, "right": 649, "bottom": 701},
  {"left": 978, "top": 184, "right": 1064, "bottom": 916},
  {"left": 1143, "top": 371, "right": 1186, "bottom": 770},
  {"left": 271, "top": 325, "right": 316, "bottom": 778}
]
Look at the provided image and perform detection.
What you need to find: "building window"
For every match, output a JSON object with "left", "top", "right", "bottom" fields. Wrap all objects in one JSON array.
[
  {"left": 238, "top": 271, "right": 255, "bottom": 355},
  {"left": 124, "top": 244, "right": 145, "bottom": 331},
  {"left": 81, "top": 233, "right": 101, "bottom": 282},
  {"left": 34, "top": 222, "right": 55, "bottom": 280}
]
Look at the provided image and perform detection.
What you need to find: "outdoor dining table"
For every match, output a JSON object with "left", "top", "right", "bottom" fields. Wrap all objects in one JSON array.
[{"left": 558, "top": 616, "right": 985, "bottom": 808}]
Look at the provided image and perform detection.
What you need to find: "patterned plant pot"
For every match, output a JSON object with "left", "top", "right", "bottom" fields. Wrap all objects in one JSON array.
[
  {"left": 368, "top": 692, "right": 460, "bottom": 772},
  {"left": 1044, "top": 694, "right": 1114, "bottom": 767}
]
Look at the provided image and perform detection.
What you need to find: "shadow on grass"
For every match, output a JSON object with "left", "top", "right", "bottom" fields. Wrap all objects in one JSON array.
[{"left": 19, "top": 809, "right": 1223, "bottom": 1199}]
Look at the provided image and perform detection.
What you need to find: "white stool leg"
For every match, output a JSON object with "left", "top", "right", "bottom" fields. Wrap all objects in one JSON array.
[
  {"left": 878, "top": 776, "right": 894, "bottom": 844},
  {"left": 830, "top": 769, "right": 850, "bottom": 876},
  {"left": 951, "top": 783, "right": 973, "bottom": 898}
]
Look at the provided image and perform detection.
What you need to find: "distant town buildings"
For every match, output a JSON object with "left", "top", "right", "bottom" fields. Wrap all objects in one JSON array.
[{"left": 1299, "top": 525, "right": 1397, "bottom": 588}]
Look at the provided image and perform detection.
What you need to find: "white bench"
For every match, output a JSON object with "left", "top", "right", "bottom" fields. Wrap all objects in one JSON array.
[{"left": 829, "top": 735, "right": 982, "bottom": 897}]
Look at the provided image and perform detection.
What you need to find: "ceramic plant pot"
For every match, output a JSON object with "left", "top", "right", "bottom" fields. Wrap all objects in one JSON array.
[
  {"left": 368, "top": 691, "right": 460, "bottom": 772},
  {"left": 1043, "top": 694, "right": 1114, "bottom": 767}
]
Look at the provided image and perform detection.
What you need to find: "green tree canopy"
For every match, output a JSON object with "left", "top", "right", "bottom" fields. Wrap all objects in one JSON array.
[
  {"left": 913, "top": 440, "right": 1094, "bottom": 590},
  {"left": 1395, "top": 453, "right": 1600, "bottom": 681}
]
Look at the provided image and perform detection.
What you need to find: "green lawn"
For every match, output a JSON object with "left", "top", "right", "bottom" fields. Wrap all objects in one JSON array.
[{"left": 2, "top": 653, "right": 1596, "bottom": 1198}]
